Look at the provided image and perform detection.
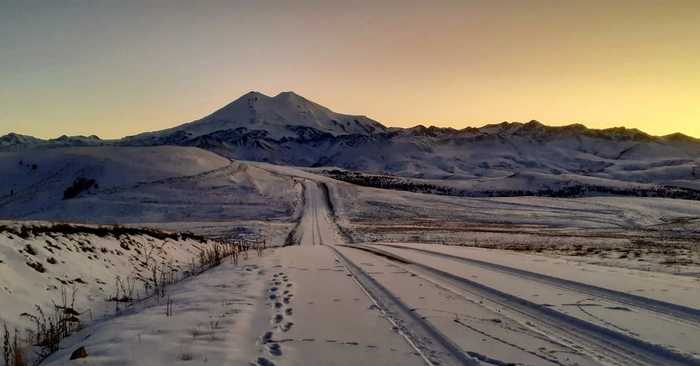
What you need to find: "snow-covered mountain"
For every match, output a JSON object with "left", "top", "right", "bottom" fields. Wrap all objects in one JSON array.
[
  {"left": 122, "top": 91, "right": 386, "bottom": 144},
  {"left": 3, "top": 91, "right": 700, "bottom": 198}
]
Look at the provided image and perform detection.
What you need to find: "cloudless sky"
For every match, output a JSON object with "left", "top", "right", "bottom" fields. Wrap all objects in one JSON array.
[{"left": 1, "top": 0, "right": 699, "bottom": 139}]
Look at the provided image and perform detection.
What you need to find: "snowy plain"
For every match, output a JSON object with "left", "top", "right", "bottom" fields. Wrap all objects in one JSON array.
[{"left": 1, "top": 144, "right": 699, "bottom": 365}]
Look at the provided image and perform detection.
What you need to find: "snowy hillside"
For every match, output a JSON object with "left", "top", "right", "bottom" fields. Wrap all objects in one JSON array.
[
  {"left": 0, "top": 146, "right": 229, "bottom": 217},
  {"left": 0, "top": 221, "right": 212, "bottom": 330},
  {"left": 0, "top": 146, "right": 301, "bottom": 236}
]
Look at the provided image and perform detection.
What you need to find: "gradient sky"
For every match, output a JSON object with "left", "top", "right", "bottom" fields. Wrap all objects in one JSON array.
[{"left": 1, "top": 0, "right": 699, "bottom": 139}]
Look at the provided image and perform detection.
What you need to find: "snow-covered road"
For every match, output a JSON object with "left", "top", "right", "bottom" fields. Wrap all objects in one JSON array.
[{"left": 39, "top": 179, "right": 700, "bottom": 365}]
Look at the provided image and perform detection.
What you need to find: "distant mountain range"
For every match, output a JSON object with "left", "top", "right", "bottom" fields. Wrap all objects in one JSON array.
[
  {"left": 0, "top": 133, "right": 104, "bottom": 148},
  {"left": 3, "top": 91, "right": 700, "bottom": 198}
]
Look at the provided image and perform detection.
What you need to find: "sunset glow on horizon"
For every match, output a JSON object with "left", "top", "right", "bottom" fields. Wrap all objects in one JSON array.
[{"left": 1, "top": 0, "right": 699, "bottom": 139}]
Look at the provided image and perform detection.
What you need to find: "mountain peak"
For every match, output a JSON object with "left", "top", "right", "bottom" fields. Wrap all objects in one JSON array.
[
  {"left": 243, "top": 90, "right": 269, "bottom": 97},
  {"left": 274, "top": 91, "right": 301, "bottom": 98},
  {"left": 239, "top": 90, "right": 305, "bottom": 101},
  {"left": 271, "top": 91, "right": 319, "bottom": 106}
]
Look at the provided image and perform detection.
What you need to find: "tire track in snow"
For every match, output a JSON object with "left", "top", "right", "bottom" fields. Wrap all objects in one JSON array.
[
  {"left": 348, "top": 244, "right": 700, "bottom": 366},
  {"left": 375, "top": 243, "right": 700, "bottom": 327},
  {"left": 299, "top": 181, "right": 476, "bottom": 365},
  {"left": 330, "top": 246, "right": 478, "bottom": 366}
]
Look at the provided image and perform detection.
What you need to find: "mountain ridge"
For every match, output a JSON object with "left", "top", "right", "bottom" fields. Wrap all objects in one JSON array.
[
  {"left": 4, "top": 90, "right": 698, "bottom": 144},
  {"left": 2, "top": 91, "right": 699, "bottom": 199},
  {"left": 4, "top": 91, "right": 697, "bottom": 143}
]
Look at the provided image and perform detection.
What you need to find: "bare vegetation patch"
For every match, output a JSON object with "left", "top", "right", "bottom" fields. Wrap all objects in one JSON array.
[{"left": 0, "top": 223, "right": 207, "bottom": 243}]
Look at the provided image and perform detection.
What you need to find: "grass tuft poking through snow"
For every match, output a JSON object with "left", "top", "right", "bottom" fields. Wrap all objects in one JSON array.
[{"left": 0, "top": 221, "right": 263, "bottom": 366}]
